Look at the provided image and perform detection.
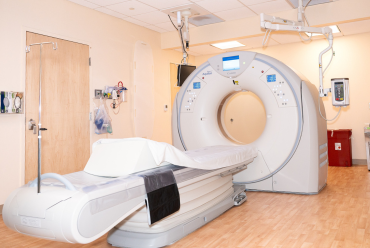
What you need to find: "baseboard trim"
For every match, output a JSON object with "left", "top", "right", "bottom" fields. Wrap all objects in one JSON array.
[
  {"left": 0, "top": 204, "right": 3, "bottom": 215},
  {"left": 353, "top": 159, "right": 367, "bottom": 165}
]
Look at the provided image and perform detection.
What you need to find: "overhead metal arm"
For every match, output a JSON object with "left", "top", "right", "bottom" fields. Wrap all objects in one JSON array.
[
  {"left": 260, "top": 2, "right": 334, "bottom": 98},
  {"left": 261, "top": 16, "right": 332, "bottom": 35},
  {"left": 260, "top": 13, "right": 298, "bottom": 26}
]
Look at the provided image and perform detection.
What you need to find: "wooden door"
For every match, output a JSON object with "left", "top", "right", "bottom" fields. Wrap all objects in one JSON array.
[{"left": 25, "top": 32, "right": 90, "bottom": 183}]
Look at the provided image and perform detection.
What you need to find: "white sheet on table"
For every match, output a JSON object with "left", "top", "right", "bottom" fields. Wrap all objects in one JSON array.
[{"left": 84, "top": 138, "right": 258, "bottom": 177}]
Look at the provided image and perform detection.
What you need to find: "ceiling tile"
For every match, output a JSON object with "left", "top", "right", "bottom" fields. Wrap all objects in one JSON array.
[
  {"left": 196, "top": 0, "right": 245, "bottom": 13},
  {"left": 145, "top": 25, "right": 168, "bottom": 33},
  {"left": 123, "top": 17, "right": 150, "bottom": 26},
  {"left": 247, "top": 0, "right": 293, "bottom": 14},
  {"left": 86, "top": 0, "right": 128, "bottom": 6},
  {"left": 175, "top": 48, "right": 201, "bottom": 56},
  {"left": 239, "top": 0, "right": 275, "bottom": 6},
  {"left": 68, "top": 0, "right": 100, "bottom": 9},
  {"left": 95, "top": 7, "right": 127, "bottom": 19},
  {"left": 188, "top": 44, "right": 223, "bottom": 55},
  {"left": 137, "top": 0, "right": 192, "bottom": 9},
  {"left": 289, "top": 0, "right": 331, "bottom": 8},
  {"left": 170, "top": 15, "right": 196, "bottom": 26},
  {"left": 189, "top": 14, "right": 224, "bottom": 26},
  {"left": 106, "top": 0, "right": 157, "bottom": 16},
  {"left": 338, "top": 20, "right": 370, "bottom": 36},
  {"left": 228, "top": 40, "right": 252, "bottom": 50},
  {"left": 214, "top": 7, "right": 256, "bottom": 21},
  {"left": 132, "top": 11, "right": 170, "bottom": 24},
  {"left": 238, "top": 36, "right": 279, "bottom": 48}
]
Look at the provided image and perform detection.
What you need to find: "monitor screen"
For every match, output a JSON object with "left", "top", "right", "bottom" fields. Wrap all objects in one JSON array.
[
  {"left": 223, "top": 55, "right": 240, "bottom": 71},
  {"left": 177, "top": 65, "right": 196, "bottom": 87}
]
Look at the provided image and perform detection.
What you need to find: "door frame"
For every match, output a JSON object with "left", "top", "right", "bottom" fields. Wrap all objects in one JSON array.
[{"left": 21, "top": 27, "right": 92, "bottom": 184}]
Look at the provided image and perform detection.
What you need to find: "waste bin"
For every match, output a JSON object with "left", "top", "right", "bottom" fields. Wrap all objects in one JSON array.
[{"left": 327, "top": 129, "right": 352, "bottom": 167}]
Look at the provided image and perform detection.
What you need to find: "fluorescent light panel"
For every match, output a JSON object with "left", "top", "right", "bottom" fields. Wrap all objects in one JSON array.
[
  {"left": 305, "top": 25, "right": 340, "bottom": 36},
  {"left": 211, "top": 41, "right": 245, "bottom": 50}
]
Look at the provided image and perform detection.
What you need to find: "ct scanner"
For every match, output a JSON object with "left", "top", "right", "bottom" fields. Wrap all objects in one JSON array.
[
  {"left": 172, "top": 51, "right": 328, "bottom": 194},
  {"left": 2, "top": 51, "right": 329, "bottom": 247}
]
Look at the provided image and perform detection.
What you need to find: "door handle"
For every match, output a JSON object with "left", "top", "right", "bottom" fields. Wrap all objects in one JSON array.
[{"left": 28, "top": 119, "right": 36, "bottom": 134}]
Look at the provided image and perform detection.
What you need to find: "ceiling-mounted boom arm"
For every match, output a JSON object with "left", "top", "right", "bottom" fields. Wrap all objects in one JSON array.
[
  {"left": 259, "top": 0, "right": 347, "bottom": 121},
  {"left": 176, "top": 10, "right": 191, "bottom": 65},
  {"left": 169, "top": 6, "right": 197, "bottom": 65},
  {"left": 260, "top": 13, "right": 297, "bottom": 26},
  {"left": 260, "top": 12, "right": 334, "bottom": 98},
  {"left": 261, "top": 14, "right": 332, "bottom": 35}
]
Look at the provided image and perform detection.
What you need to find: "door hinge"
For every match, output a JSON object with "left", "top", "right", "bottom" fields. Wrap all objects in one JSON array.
[{"left": 89, "top": 57, "right": 91, "bottom": 66}]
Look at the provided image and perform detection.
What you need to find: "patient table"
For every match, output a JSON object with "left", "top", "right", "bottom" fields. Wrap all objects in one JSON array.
[{"left": 2, "top": 138, "right": 257, "bottom": 247}]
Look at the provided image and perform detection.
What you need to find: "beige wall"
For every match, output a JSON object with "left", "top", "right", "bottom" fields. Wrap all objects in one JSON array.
[
  {"left": 195, "top": 32, "right": 370, "bottom": 160},
  {"left": 0, "top": 0, "right": 192, "bottom": 205}
]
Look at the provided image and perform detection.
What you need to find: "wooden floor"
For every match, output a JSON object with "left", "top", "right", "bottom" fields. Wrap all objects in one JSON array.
[{"left": 2, "top": 165, "right": 370, "bottom": 247}]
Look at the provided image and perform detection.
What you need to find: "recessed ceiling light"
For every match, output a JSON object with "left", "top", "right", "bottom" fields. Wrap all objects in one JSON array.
[
  {"left": 305, "top": 25, "right": 340, "bottom": 37},
  {"left": 211, "top": 41, "right": 245, "bottom": 50}
]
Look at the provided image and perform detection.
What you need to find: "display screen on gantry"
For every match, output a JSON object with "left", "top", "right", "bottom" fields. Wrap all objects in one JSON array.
[
  {"left": 267, "top": 74, "right": 276, "bottom": 82},
  {"left": 223, "top": 55, "right": 240, "bottom": 71},
  {"left": 193, "top": 82, "right": 201, "bottom": 89}
]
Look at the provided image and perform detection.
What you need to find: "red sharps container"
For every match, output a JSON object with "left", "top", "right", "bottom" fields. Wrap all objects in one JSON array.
[{"left": 327, "top": 129, "right": 352, "bottom": 167}]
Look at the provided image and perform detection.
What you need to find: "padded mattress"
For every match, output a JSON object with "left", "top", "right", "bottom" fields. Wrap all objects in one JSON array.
[{"left": 84, "top": 138, "right": 258, "bottom": 177}]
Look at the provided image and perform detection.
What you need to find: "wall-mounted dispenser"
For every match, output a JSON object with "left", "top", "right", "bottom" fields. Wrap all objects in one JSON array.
[{"left": 1, "top": 91, "right": 24, "bottom": 114}]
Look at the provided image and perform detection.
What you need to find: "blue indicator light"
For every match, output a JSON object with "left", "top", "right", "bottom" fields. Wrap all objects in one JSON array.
[
  {"left": 267, "top": 74, "right": 276, "bottom": 82},
  {"left": 193, "top": 82, "right": 201, "bottom": 89}
]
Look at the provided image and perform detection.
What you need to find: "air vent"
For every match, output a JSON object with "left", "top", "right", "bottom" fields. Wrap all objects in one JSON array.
[
  {"left": 189, "top": 14, "right": 224, "bottom": 26},
  {"left": 161, "top": 3, "right": 224, "bottom": 27},
  {"left": 288, "top": 0, "right": 332, "bottom": 8}
]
